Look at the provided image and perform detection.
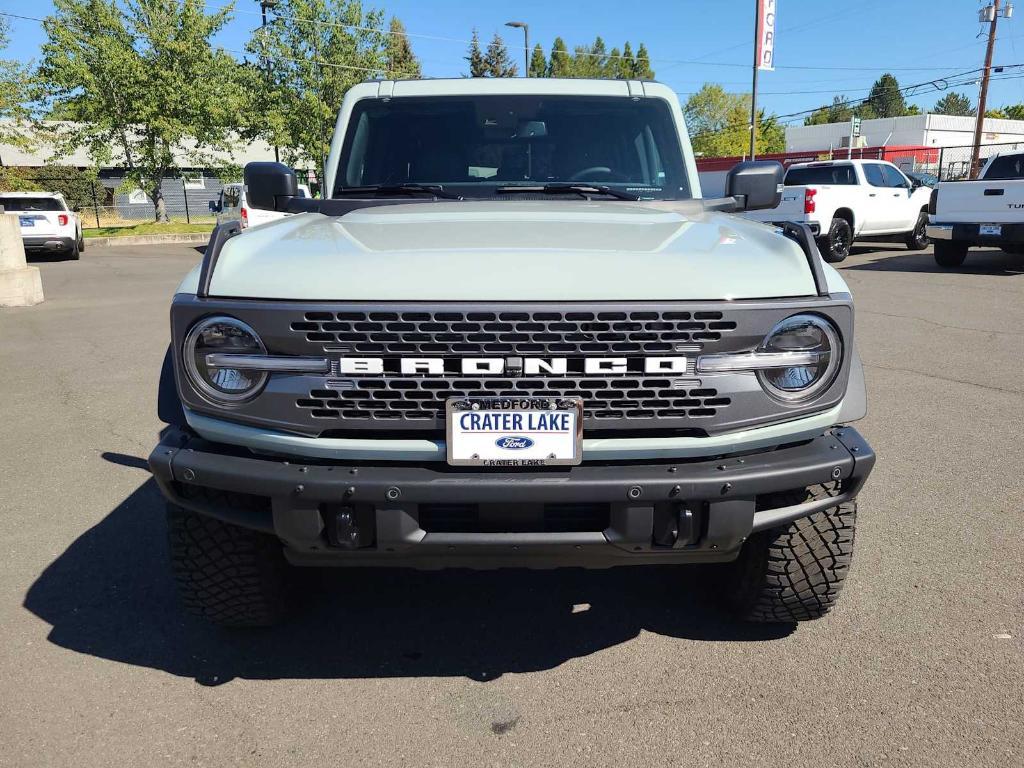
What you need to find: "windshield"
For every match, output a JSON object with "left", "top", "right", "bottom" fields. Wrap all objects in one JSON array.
[
  {"left": 784, "top": 165, "right": 856, "bottom": 186},
  {"left": 0, "top": 197, "right": 65, "bottom": 212},
  {"left": 982, "top": 154, "right": 1024, "bottom": 180},
  {"left": 335, "top": 95, "right": 691, "bottom": 199}
]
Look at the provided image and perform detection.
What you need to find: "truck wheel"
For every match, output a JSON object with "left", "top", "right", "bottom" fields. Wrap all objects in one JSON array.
[
  {"left": 934, "top": 240, "right": 968, "bottom": 268},
  {"left": 67, "top": 241, "right": 81, "bottom": 260},
  {"left": 904, "top": 211, "right": 930, "bottom": 250},
  {"left": 166, "top": 499, "right": 290, "bottom": 627},
  {"left": 726, "top": 483, "right": 856, "bottom": 623},
  {"left": 816, "top": 218, "right": 852, "bottom": 263},
  {"left": 77, "top": 234, "right": 86, "bottom": 252}
]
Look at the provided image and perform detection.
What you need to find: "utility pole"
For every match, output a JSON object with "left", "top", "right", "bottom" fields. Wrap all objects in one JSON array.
[
  {"left": 971, "top": 1, "right": 1012, "bottom": 178},
  {"left": 505, "top": 21, "right": 529, "bottom": 76}
]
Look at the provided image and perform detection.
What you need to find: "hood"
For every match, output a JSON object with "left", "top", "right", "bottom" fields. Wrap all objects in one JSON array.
[{"left": 203, "top": 200, "right": 820, "bottom": 301}]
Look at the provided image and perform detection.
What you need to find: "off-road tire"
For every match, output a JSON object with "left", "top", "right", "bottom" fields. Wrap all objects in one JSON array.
[
  {"left": 166, "top": 497, "right": 290, "bottom": 627},
  {"left": 934, "top": 240, "right": 968, "bottom": 268},
  {"left": 904, "top": 210, "right": 930, "bottom": 250},
  {"left": 816, "top": 217, "right": 852, "bottom": 263},
  {"left": 727, "top": 483, "right": 856, "bottom": 623}
]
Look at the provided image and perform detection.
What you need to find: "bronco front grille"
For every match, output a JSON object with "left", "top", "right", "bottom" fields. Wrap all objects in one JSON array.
[
  {"left": 290, "top": 309, "right": 738, "bottom": 355},
  {"left": 287, "top": 309, "right": 738, "bottom": 428},
  {"left": 297, "top": 377, "right": 731, "bottom": 422}
]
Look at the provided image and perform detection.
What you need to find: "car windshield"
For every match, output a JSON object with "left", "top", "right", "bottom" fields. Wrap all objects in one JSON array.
[
  {"left": 784, "top": 165, "right": 856, "bottom": 185},
  {"left": 0, "top": 197, "right": 64, "bottom": 212},
  {"left": 335, "top": 95, "right": 691, "bottom": 200}
]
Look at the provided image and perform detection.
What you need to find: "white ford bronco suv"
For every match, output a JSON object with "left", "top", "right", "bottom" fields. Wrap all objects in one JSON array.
[{"left": 149, "top": 78, "right": 875, "bottom": 627}]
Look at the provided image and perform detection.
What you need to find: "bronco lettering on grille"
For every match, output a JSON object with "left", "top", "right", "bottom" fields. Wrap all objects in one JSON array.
[{"left": 337, "top": 356, "right": 688, "bottom": 376}]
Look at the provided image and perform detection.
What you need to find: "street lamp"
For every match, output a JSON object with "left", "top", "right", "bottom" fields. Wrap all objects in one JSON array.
[
  {"left": 505, "top": 21, "right": 529, "bottom": 77},
  {"left": 260, "top": 0, "right": 280, "bottom": 162}
]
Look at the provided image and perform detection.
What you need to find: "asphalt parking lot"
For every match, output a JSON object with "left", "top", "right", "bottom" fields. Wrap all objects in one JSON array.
[{"left": 1, "top": 242, "right": 1022, "bottom": 767}]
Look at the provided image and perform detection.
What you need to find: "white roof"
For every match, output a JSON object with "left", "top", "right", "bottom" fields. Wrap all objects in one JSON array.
[
  {"left": 0, "top": 119, "right": 278, "bottom": 168},
  {"left": 0, "top": 190, "right": 65, "bottom": 197}
]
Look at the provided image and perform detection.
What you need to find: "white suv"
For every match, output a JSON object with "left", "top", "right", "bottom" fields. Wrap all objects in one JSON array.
[
  {"left": 210, "top": 182, "right": 311, "bottom": 229},
  {"left": 0, "top": 192, "right": 85, "bottom": 260}
]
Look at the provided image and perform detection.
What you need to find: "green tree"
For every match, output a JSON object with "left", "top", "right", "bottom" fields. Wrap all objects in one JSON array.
[
  {"left": 0, "top": 18, "right": 34, "bottom": 150},
  {"left": 484, "top": 32, "right": 518, "bottom": 77},
  {"left": 985, "top": 107, "right": 1007, "bottom": 119},
  {"left": 41, "top": 0, "right": 245, "bottom": 221},
  {"left": 933, "top": 92, "right": 974, "bottom": 116},
  {"left": 549, "top": 37, "right": 571, "bottom": 77},
  {"left": 804, "top": 95, "right": 854, "bottom": 125},
  {"left": 528, "top": 43, "right": 546, "bottom": 78},
  {"left": 684, "top": 83, "right": 782, "bottom": 157},
  {"left": 465, "top": 28, "right": 486, "bottom": 77},
  {"left": 618, "top": 41, "right": 636, "bottom": 79},
  {"left": 865, "top": 73, "right": 906, "bottom": 118},
  {"left": 246, "top": 0, "right": 393, "bottom": 171},
  {"left": 385, "top": 17, "right": 420, "bottom": 79},
  {"left": 1002, "top": 104, "right": 1024, "bottom": 120},
  {"left": 633, "top": 42, "right": 654, "bottom": 79}
]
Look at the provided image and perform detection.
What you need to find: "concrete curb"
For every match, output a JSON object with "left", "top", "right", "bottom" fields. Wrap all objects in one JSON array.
[{"left": 84, "top": 233, "right": 211, "bottom": 248}]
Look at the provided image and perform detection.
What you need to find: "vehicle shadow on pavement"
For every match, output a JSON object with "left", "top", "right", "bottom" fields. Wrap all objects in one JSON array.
[
  {"left": 845, "top": 247, "right": 1024, "bottom": 275},
  {"left": 24, "top": 475, "right": 795, "bottom": 686}
]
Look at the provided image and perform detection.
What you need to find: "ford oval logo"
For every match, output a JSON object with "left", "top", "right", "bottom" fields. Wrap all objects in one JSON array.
[{"left": 495, "top": 436, "right": 534, "bottom": 450}]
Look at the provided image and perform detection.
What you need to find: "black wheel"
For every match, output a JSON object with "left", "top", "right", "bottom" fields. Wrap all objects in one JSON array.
[
  {"left": 815, "top": 217, "right": 852, "bottom": 263},
  {"left": 726, "top": 483, "right": 856, "bottom": 623},
  {"left": 934, "top": 240, "right": 968, "bottom": 268},
  {"left": 78, "top": 234, "right": 86, "bottom": 252},
  {"left": 67, "top": 241, "right": 80, "bottom": 260},
  {"left": 905, "top": 210, "right": 930, "bottom": 250},
  {"left": 167, "top": 498, "right": 291, "bottom": 627}
]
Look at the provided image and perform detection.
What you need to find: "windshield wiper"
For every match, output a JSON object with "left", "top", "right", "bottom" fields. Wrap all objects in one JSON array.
[
  {"left": 334, "top": 183, "right": 462, "bottom": 200},
  {"left": 496, "top": 183, "right": 640, "bottom": 201}
]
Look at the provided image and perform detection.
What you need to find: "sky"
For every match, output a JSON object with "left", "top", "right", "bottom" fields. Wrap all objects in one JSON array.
[{"left": 4, "top": 0, "right": 1024, "bottom": 127}]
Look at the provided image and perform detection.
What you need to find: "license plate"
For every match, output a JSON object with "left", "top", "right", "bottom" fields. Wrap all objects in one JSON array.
[
  {"left": 980, "top": 224, "right": 1002, "bottom": 236},
  {"left": 446, "top": 397, "right": 583, "bottom": 467},
  {"left": 19, "top": 217, "right": 34, "bottom": 227}
]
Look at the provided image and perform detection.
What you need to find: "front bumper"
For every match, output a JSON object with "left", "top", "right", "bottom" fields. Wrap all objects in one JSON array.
[
  {"left": 927, "top": 222, "right": 1024, "bottom": 244},
  {"left": 22, "top": 235, "right": 74, "bottom": 253},
  {"left": 149, "top": 427, "right": 874, "bottom": 569}
]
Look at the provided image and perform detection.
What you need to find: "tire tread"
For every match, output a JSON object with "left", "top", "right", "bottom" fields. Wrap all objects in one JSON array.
[
  {"left": 730, "top": 483, "right": 856, "bottom": 623},
  {"left": 166, "top": 493, "right": 289, "bottom": 627}
]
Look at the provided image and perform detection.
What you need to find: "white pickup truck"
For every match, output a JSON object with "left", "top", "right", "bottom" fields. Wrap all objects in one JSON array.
[
  {"left": 747, "top": 159, "right": 933, "bottom": 263},
  {"left": 926, "top": 150, "right": 1024, "bottom": 268}
]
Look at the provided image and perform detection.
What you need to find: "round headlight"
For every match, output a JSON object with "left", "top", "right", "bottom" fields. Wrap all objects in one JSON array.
[
  {"left": 183, "top": 316, "right": 267, "bottom": 403},
  {"left": 756, "top": 314, "right": 841, "bottom": 403}
]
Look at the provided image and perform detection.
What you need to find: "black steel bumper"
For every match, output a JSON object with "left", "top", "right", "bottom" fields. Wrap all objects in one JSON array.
[
  {"left": 148, "top": 427, "right": 875, "bottom": 569},
  {"left": 927, "top": 222, "right": 1024, "bottom": 245},
  {"left": 22, "top": 236, "right": 74, "bottom": 253}
]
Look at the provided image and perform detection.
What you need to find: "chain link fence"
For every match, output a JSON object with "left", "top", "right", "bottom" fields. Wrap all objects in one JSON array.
[
  {"left": 15, "top": 169, "right": 320, "bottom": 229},
  {"left": 935, "top": 141, "right": 1024, "bottom": 181}
]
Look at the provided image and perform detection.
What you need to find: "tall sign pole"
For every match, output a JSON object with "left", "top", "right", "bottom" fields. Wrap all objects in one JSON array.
[{"left": 751, "top": 0, "right": 776, "bottom": 160}]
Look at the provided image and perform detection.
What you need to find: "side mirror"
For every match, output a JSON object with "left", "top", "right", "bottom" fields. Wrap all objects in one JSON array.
[
  {"left": 72, "top": 206, "right": 81, "bottom": 213},
  {"left": 208, "top": 200, "right": 221, "bottom": 213},
  {"left": 244, "top": 162, "right": 298, "bottom": 211},
  {"left": 725, "top": 160, "right": 784, "bottom": 211}
]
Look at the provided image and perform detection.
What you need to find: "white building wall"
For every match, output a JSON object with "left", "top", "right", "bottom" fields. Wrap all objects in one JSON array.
[{"left": 786, "top": 113, "right": 1024, "bottom": 152}]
